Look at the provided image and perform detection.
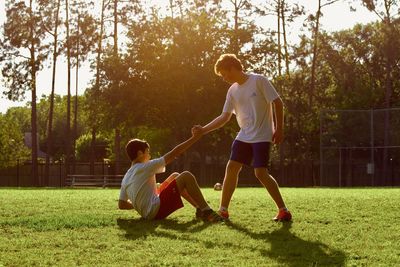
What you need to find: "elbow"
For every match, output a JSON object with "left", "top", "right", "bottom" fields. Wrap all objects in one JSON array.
[{"left": 220, "top": 113, "right": 231, "bottom": 126}]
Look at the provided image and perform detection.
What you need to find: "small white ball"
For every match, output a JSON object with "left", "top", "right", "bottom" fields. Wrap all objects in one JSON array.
[{"left": 214, "top": 182, "right": 222, "bottom": 191}]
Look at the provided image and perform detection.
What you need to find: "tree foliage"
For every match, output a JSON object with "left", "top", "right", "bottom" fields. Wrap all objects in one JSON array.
[{"left": 1, "top": 0, "right": 400, "bottom": 177}]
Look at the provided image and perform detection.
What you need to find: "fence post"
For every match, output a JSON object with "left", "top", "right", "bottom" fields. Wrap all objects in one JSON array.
[
  {"left": 370, "top": 109, "right": 374, "bottom": 186},
  {"left": 59, "top": 160, "right": 62, "bottom": 187},
  {"left": 103, "top": 160, "right": 105, "bottom": 187},
  {"left": 320, "top": 110, "right": 323, "bottom": 187},
  {"left": 17, "top": 159, "right": 20, "bottom": 187},
  {"left": 339, "top": 148, "right": 342, "bottom": 187}
]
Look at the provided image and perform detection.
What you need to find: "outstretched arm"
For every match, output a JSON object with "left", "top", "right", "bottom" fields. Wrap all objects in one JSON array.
[
  {"left": 193, "top": 112, "right": 231, "bottom": 135},
  {"left": 163, "top": 133, "right": 202, "bottom": 165}
]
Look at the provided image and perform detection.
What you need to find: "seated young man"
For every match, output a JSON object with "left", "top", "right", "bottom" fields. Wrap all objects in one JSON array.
[{"left": 118, "top": 131, "right": 223, "bottom": 222}]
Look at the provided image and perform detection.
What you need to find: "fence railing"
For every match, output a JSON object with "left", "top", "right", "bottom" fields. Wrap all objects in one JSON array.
[
  {"left": 0, "top": 160, "right": 321, "bottom": 187},
  {"left": 66, "top": 174, "right": 124, "bottom": 187}
]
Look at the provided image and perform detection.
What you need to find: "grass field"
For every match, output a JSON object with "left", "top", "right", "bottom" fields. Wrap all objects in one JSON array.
[{"left": 0, "top": 187, "right": 399, "bottom": 266}]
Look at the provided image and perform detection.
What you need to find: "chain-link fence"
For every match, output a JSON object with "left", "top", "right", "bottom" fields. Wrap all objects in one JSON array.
[{"left": 320, "top": 108, "right": 400, "bottom": 186}]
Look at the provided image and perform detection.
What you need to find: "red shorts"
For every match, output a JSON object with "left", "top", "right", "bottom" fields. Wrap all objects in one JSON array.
[{"left": 154, "top": 179, "right": 184, "bottom": 220}]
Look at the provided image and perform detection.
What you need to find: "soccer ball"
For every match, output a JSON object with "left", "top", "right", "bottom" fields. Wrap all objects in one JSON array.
[{"left": 214, "top": 182, "right": 222, "bottom": 191}]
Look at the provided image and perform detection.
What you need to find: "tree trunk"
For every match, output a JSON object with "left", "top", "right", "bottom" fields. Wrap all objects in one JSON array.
[
  {"left": 281, "top": 0, "right": 290, "bottom": 76},
  {"left": 233, "top": 5, "right": 239, "bottom": 55},
  {"left": 29, "top": 0, "right": 39, "bottom": 186},
  {"left": 65, "top": 0, "right": 72, "bottom": 184},
  {"left": 310, "top": 0, "right": 321, "bottom": 108},
  {"left": 95, "top": 0, "right": 105, "bottom": 89},
  {"left": 277, "top": 0, "right": 282, "bottom": 76},
  {"left": 169, "top": 0, "right": 174, "bottom": 18},
  {"left": 45, "top": 0, "right": 61, "bottom": 186},
  {"left": 91, "top": 0, "right": 106, "bottom": 174},
  {"left": 114, "top": 0, "right": 118, "bottom": 55},
  {"left": 73, "top": 12, "right": 80, "bottom": 176},
  {"left": 113, "top": 0, "right": 121, "bottom": 175}
]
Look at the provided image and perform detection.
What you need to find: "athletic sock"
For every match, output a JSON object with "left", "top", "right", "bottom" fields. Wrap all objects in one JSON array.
[
  {"left": 219, "top": 206, "right": 228, "bottom": 212},
  {"left": 279, "top": 207, "right": 288, "bottom": 211}
]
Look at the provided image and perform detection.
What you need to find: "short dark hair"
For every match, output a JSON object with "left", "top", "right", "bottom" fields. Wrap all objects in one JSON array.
[
  {"left": 214, "top": 54, "right": 243, "bottom": 76},
  {"left": 126, "top": 139, "right": 149, "bottom": 161}
]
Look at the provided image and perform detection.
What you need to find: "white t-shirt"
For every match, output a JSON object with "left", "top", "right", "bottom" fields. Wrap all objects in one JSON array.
[
  {"left": 222, "top": 73, "right": 279, "bottom": 143},
  {"left": 119, "top": 157, "right": 166, "bottom": 219}
]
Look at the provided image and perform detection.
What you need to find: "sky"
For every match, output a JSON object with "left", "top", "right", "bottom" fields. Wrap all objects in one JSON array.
[{"left": 0, "top": 0, "right": 378, "bottom": 114}]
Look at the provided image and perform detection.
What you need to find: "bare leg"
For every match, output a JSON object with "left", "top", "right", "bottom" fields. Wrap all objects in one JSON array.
[
  {"left": 220, "top": 160, "right": 242, "bottom": 209},
  {"left": 181, "top": 189, "right": 199, "bottom": 208},
  {"left": 162, "top": 172, "right": 199, "bottom": 208},
  {"left": 175, "top": 171, "right": 208, "bottom": 210},
  {"left": 164, "top": 172, "right": 179, "bottom": 183},
  {"left": 254, "top": 168, "right": 286, "bottom": 209}
]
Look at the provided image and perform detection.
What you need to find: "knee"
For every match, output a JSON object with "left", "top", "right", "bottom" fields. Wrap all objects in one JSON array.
[
  {"left": 227, "top": 161, "right": 242, "bottom": 174},
  {"left": 176, "top": 171, "right": 195, "bottom": 188},
  {"left": 181, "top": 171, "right": 195, "bottom": 180},
  {"left": 254, "top": 168, "right": 269, "bottom": 179}
]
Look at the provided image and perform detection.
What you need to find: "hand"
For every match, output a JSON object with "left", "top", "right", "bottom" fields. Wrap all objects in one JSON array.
[
  {"left": 191, "top": 125, "right": 204, "bottom": 137},
  {"left": 272, "top": 128, "right": 284, "bottom": 144}
]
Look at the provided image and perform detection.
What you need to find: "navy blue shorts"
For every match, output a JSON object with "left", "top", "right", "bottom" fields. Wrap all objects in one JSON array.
[{"left": 230, "top": 140, "right": 271, "bottom": 168}]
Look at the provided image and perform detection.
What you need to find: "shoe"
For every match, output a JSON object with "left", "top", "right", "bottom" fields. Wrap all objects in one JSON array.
[
  {"left": 201, "top": 209, "right": 224, "bottom": 223},
  {"left": 218, "top": 209, "right": 230, "bottom": 220},
  {"left": 273, "top": 209, "right": 292, "bottom": 222}
]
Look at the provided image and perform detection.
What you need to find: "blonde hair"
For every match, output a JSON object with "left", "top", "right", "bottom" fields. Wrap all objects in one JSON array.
[{"left": 214, "top": 54, "right": 243, "bottom": 76}]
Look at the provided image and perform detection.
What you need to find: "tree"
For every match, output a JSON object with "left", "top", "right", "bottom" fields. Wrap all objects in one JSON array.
[
  {"left": 1, "top": 0, "right": 51, "bottom": 186},
  {"left": 224, "top": 0, "right": 254, "bottom": 55},
  {"left": 69, "top": 0, "right": 97, "bottom": 174},
  {"left": 0, "top": 114, "right": 30, "bottom": 169},
  {"left": 64, "top": 0, "right": 73, "bottom": 183},
  {"left": 39, "top": 94, "right": 89, "bottom": 160},
  {"left": 280, "top": 1, "right": 304, "bottom": 76},
  {"left": 309, "top": 0, "right": 340, "bottom": 108},
  {"left": 44, "top": 0, "right": 62, "bottom": 185},
  {"left": 75, "top": 132, "right": 109, "bottom": 161},
  {"left": 108, "top": 0, "right": 142, "bottom": 174},
  {"left": 86, "top": 0, "right": 107, "bottom": 175}
]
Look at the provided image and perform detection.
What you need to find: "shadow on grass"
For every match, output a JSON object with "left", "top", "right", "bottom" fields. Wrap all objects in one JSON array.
[
  {"left": 226, "top": 221, "right": 346, "bottom": 266},
  {"left": 117, "top": 218, "right": 346, "bottom": 266},
  {"left": 117, "top": 218, "right": 211, "bottom": 240}
]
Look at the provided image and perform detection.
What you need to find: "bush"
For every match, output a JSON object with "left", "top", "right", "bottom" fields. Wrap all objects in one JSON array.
[{"left": 75, "top": 133, "right": 110, "bottom": 161}]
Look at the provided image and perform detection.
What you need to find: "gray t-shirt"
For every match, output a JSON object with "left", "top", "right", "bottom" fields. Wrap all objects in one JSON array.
[{"left": 119, "top": 157, "right": 166, "bottom": 219}]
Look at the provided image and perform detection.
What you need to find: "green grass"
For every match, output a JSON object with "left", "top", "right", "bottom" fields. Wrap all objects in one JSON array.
[{"left": 0, "top": 187, "right": 399, "bottom": 266}]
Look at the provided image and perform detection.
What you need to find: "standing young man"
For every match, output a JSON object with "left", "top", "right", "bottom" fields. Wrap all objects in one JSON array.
[{"left": 192, "top": 54, "right": 292, "bottom": 221}]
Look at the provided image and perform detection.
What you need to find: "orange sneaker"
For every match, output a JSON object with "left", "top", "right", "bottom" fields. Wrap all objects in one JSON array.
[
  {"left": 218, "top": 210, "right": 230, "bottom": 220},
  {"left": 273, "top": 209, "right": 292, "bottom": 222}
]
